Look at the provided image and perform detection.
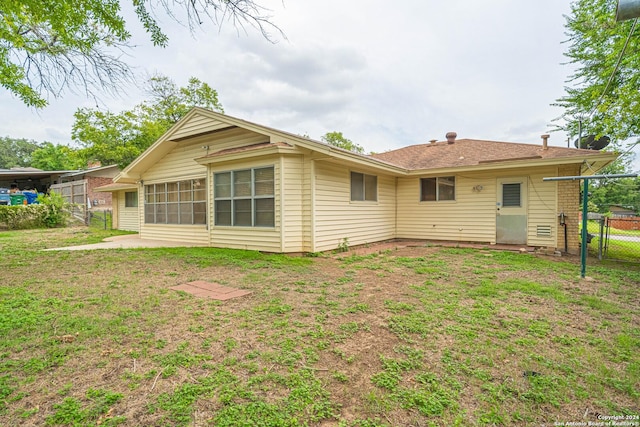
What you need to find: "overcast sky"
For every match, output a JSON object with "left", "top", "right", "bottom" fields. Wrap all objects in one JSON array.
[{"left": 2, "top": 0, "right": 635, "bottom": 166}]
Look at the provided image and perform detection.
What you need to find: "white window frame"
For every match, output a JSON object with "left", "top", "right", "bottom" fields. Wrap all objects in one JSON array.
[{"left": 214, "top": 166, "right": 275, "bottom": 227}]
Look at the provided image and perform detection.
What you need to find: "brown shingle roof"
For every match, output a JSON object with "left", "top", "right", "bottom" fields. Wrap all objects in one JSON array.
[{"left": 370, "top": 138, "right": 607, "bottom": 170}]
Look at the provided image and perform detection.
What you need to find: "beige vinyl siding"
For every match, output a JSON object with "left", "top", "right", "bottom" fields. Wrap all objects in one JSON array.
[
  {"left": 526, "top": 166, "right": 558, "bottom": 247},
  {"left": 281, "top": 155, "right": 305, "bottom": 252},
  {"left": 302, "top": 157, "right": 314, "bottom": 252},
  {"left": 141, "top": 224, "right": 209, "bottom": 245},
  {"left": 117, "top": 190, "right": 140, "bottom": 232},
  {"left": 397, "top": 173, "right": 496, "bottom": 242},
  {"left": 313, "top": 161, "right": 396, "bottom": 252},
  {"left": 143, "top": 128, "right": 268, "bottom": 182},
  {"left": 142, "top": 141, "right": 207, "bottom": 183},
  {"left": 397, "top": 167, "right": 559, "bottom": 246},
  {"left": 139, "top": 129, "right": 269, "bottom": 244},
  {"left": 169, "top": 113, "right": 230, "bottom": 140},
  {"left": 209, "top": 156, "right": 282, "bottom": 252}
]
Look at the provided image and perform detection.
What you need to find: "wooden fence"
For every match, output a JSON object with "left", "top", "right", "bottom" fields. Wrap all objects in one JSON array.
[{"left": 50, "top": 180, "right": 89, "bottom": 223}]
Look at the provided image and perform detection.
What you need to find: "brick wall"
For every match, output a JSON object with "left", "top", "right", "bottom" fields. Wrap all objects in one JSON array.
[
  {"left": 609, "top": 217, "right": 640, "bottom": 230},
  {"left": 87, "top": 177, "right": 114, "bottom": 208},
  {"left": 556, "top": 165, "right": 581, "bottom": 254}
]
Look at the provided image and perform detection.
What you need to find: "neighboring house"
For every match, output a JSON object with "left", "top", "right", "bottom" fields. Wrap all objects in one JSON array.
[
  {"left": 51, "top": 164, "right": 120, "bottom": 209},
  {"left": 98, "top": 108, "right": 616, "bottom": 253},
  {"left": 0, "top": 167, "right": 73, "bottom": 193},
  {"left": 608, "top": 205, "right": 637, "bottom": 218}
]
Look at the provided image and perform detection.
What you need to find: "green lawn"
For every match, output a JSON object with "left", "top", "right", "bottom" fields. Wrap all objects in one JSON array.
[
  {"left": 0, "top": 228, "right": 638, "bottom": 426},
  {"left": 582, "top": 220, "right": 640, "bottom": 261}
]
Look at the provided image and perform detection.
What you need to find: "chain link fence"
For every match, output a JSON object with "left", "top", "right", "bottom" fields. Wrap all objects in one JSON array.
[
  {"left": 88, "top": 209, "right": 113, "bottom": 230},
  {"left": 586, "top": 215, "right": 640, "bottom": 262}
]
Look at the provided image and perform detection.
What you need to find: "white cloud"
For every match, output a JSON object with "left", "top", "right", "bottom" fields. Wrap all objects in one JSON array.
[{"left": 4, "top": 0, "right": 638, "bottom": 168}]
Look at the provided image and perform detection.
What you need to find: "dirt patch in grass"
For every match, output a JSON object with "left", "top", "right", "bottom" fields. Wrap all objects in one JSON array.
[{"left": 1, "top": 229, "right": 639, "bottom": 426}]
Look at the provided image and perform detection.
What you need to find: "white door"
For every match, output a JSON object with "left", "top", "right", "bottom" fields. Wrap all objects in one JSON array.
[{"left": 496, "top": 178, "right": 528, "bottom": 245}]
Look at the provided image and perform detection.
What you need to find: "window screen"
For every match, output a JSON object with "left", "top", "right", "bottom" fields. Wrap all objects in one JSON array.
[
  {"left": 124, "top": 191, "right": 138, "bottom": 208},
  {"left": 502, "top": 183, "right": 521, "bottom": 207},
  {"left": 351, "top": 172, "right": 377, "bottom": 201},
  {"left": 214, "top": 167, "right": 275, "bottom": 227},
  {"left": 420, "top": 176, "right": 455, "bottom": 201}
]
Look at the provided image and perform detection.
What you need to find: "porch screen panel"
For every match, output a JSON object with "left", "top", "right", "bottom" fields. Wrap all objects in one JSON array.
[
  {"left": 144, "top": 180, "right": 206, "bottom": 225},
  {"left": 144, "top": 186, "right": 154, "bottom": 223}
]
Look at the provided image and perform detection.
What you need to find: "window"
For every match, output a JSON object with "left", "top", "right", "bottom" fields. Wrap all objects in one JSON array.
[
  {"left": 124, "top": 191, "right": 138, "bottom": 208},
  {"left": 351, "top": 172, "right": 377, "bottom": 201},
  {"left": 214, "top": 167, "right": 274, "bottom": 227},
  {"left": 421, "top": 176, "right": 455, "bottom": 201},
  {"left": 502, "top": 183, "right": 521, "bottom": 207},
  {"left": 144, "top": 179, "right": 206, "bottom": 225}
]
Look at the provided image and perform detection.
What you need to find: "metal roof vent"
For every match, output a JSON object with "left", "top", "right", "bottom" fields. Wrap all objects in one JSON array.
[{"left": 446, "top": 132, "right": 457, "bottom": 144}]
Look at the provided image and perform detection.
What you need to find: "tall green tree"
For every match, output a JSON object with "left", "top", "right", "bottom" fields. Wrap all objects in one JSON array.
[
  {"left": 321, "top": 131, "right": 364, "bottom": 154},
  {"left": 589, "top": 176, "right": 640, "bottom": 213},
  {"left": 555, "top": 0, "right": 640, "bottom": 147},
  {"left": 71, "top": 75, "right": 223, "bottom": 168},
  {"left": 0, "top": 137, "right": 41, "bottom": 168},
  {"left": 1, "top": 0, "right": 281, "bottom": 108},
  {"left": 30, "top": 142, "right": 83, "bottom": 170}
]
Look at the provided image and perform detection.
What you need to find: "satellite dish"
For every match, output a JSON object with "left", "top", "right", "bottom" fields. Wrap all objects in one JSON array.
[
  {"left": 590, "top": 136, "right": 610, "bottom": 150},
  {"left": 574, "top": 135, "right": 610, "bottom": 150},
  {"left": 616, "top": 0, "right": 640, "bottom": 21}
]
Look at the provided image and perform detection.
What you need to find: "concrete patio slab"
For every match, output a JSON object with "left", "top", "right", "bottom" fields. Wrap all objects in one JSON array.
[{"left": 44, "top": 234, "right": 208, "bottom": 251}]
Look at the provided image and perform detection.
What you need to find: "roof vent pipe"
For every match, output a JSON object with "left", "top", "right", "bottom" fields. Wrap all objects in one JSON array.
[
  {"left": 429, "top": 139, "right": 437, "bottom": 144},
  {"left": 541, "top": 134, "right": 550, "bottom": 150},
  {"left": 446, "top": 132, "right": 457, "bottom": 144}
]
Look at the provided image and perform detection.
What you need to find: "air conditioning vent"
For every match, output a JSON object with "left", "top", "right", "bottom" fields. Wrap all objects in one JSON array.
[{"left": 537, "top": 225, "right": 552, "bottom": 237}]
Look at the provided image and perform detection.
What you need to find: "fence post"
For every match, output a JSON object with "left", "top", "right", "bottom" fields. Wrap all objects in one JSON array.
[{"left": 598, "top": 217, "right": 605, "bottom": 261}]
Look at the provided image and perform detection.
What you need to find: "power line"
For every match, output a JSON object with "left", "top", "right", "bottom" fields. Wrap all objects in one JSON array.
[{"left": 587, "top": 18, "right": 638, "bottom": 119}]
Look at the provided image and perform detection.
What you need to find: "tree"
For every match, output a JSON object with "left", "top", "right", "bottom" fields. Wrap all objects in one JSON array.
[
  {"left": 30, "top": 142, "right": 83, "bottom": 170},
  {"left": 0, "top": 137, "right": 41, "bottom": 168},
  {"left": 143, "top": 75, "right": 224, "bottom": 124},
  {"left": 589, "top": 176, "right": 640, "bottom": 213},
  {"left": 1, "top": 0, "right": 281, "bottom": 108},
  {"left": 321, "top": 131, "right": 364, "bottom": 154},
  {"left": 71, "top": 75, "right": 223, "bottom": 168},
  {"left": 554, "top": 0, "right": 640, "bottom": 148}
]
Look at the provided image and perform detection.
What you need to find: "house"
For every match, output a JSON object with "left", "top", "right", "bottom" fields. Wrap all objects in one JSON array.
[
  {"left": 608, "top": 205, "right": 637, "bottom": 218},
  {"left": 0, "top": 167, "right": 74, "bottom": 193},
  {"left": 98, "top": 108, "right": 617, "bottom": 253},
  {"left": 50, "top": 164, "right": 120, "bottom": 209}
]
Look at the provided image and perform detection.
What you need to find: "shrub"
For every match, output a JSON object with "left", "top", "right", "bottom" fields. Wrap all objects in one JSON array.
[
  {"left": 0, "top": 205, "right": 45, "bottom": 229},
  {"left": 37, "top": 191, "right": 69, "bottom": 228},
  {"left": 0, "top": 192, "right": 69, "bottom": 230}
]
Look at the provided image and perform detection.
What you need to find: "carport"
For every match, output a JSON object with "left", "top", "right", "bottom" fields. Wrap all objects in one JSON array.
[{"left": 0, "top": 167, "right": 74, "bottom": 193}]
